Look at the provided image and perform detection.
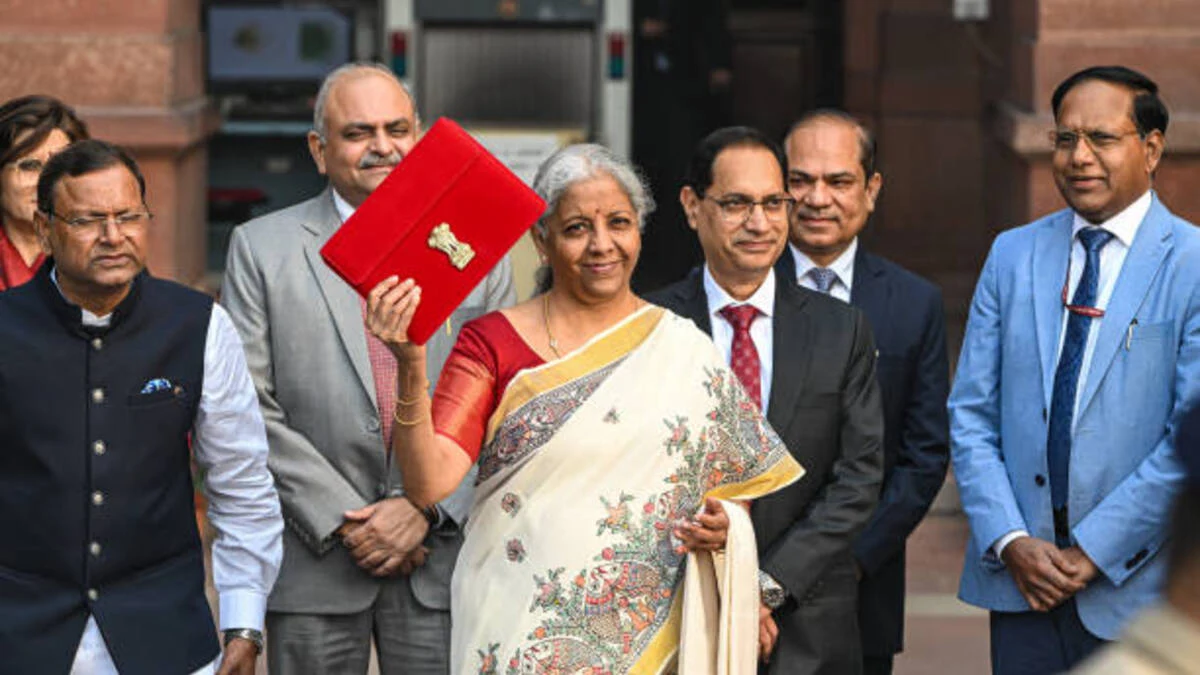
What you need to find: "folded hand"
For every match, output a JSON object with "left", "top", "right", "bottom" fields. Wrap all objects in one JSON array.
[
  {"left": 1001, "top": 536, "right": 1086, "bottom": 612},
  {"left": 340, "top": 497, "right": 430, "bottom": 577}
]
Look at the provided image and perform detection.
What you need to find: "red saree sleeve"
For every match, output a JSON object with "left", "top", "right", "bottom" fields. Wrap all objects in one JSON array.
[{"left": 432, "top": 312, "right": 544, "bottom": 461}]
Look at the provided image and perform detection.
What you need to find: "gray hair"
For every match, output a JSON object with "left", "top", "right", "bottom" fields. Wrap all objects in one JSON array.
[
  {"left": 531, "top": 144, "right": 655, "bottom": 237},
  {"left": 312, "top": 62, "right": 417, "bottom": 141}
]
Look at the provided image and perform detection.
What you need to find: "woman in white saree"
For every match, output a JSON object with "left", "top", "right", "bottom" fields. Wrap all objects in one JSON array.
[{"left": 366, "top": 145, "right": 803, "bottom": 674}]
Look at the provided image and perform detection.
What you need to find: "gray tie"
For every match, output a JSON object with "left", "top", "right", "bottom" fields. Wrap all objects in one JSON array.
[{"left": 808, "top": 267, "right": 838, "bottom": 294}]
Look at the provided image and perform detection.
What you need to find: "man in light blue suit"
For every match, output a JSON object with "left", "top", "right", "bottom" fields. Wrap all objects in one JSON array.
[{"left": 950, "top": 65, "right": 1200, "bottom": 675}]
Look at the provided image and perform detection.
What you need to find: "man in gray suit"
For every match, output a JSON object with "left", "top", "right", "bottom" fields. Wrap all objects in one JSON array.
[{"left": 221, "top": 62, "right": 515, "bottom": 674}]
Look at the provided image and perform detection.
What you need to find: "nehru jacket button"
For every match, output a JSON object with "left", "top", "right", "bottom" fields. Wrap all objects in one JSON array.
[
  {"left": 87, "top": 588, "right": 98, "bottom": 601},
  {"left": 91, "top": 388, "right": 105, "bottom": 404},
  {"left": 93, "top": 440, "right": 106, "bottom": 456},
  {"left": 91, "top": 491, "right": 105, "bottom": 506},
  {"left": 91, "top": 337, "right": 103, "bottom": 351},
  {"left": 89, "top": 541, "right": 102, "bottom": 557},
  {"left": 1034, "top": 474, "right": 1046, "bottom": 487}
]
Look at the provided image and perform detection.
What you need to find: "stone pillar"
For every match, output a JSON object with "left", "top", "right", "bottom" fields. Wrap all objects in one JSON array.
[
  {"left": 0, "top": 0, "right": 218, "bottom": 288},
  {"left": 987, "top": 0, "right": 1200, "bottom": 228}
]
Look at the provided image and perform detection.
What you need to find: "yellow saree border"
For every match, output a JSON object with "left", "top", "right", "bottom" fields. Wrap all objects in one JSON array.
[
  {"left": 707, "top": 453, "right": 804, "bottom": 503},
  {"left": 483, "top": 305, "right": 665, "bottom": 446}
]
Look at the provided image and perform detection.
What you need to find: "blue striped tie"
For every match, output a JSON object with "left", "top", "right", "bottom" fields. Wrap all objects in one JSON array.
[
  {"left": 808, "top": 267, "right": 838, "bottom": 294},
  {"left": 1047, "top": 227, "right": 1114, "bottom": 511}
]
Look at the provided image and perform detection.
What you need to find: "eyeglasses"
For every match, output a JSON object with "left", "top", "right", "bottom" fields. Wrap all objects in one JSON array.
[
  {"left": 13, "top": 158, "right": 45, "bottom": 174},
  {"left": 1049, "top": 128, "right": 1141, "bottom": 153},
  {"left": 49, "top": 211, "right": 154, "bottom": 231},
  {"left": 704, "top": 194, "right": 795, "bottom": 225},
  {"left": 3, "top": 158, "right": 46, "bottom": 181}
]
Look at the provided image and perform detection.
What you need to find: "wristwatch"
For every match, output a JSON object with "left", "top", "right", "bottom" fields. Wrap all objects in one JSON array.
[
  {"left": 222, "top": 628, "right": 264, "bottom": 655},
  {"left": 758, "top": 570, "right": 787, "bottom": 610},
  {"left": 420, "top": 503, "right": 442, "bottom": 528}
]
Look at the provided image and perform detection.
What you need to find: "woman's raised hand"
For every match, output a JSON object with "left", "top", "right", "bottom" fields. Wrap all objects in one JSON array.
[{"left": 366, "top": 276, "right": 423, "bottom": 360}]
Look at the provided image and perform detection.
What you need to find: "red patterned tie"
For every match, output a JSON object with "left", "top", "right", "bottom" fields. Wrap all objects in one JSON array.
[
  {"left": 718, "top": 304, "right": 762, "bottom": 410},
  {"left": 361, "top": 298, "right": 398, "bottom": 448}
]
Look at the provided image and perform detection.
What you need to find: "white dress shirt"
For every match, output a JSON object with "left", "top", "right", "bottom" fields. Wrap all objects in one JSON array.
[
  {"left": 789, "top": 237, "right": 859, "bottom": 303},
  {"left": 332, "top": 188, "right": 356, "bottom": 223},
  {"left": 993, "top": 190, "right": 1152, "bottom": 559},
  {"left": 56, "top": 275, "right": 283, "bottom": 675},
  {"left": 703, "top": 266, "right": 776, "bottom": 415}
]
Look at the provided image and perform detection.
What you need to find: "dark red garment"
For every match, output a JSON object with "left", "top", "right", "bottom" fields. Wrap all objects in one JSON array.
[
  {"left": 0, "top": 227, "right": 43, "bottom": 291},
  {"left": 320, "top": 118, "right": 545, "bottom": 345},
  {"left": 718, "top": 304, "right": 763, "bottom": 410},
  {"left": 431, "top": 311, "right": 544, "bottom": 460}
]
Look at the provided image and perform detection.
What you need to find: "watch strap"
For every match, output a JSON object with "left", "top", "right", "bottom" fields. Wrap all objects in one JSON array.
[
  {"left": 758, "top": 569, "right": 787, "bottom": 610},
  {"left": 222, "top": 628, "right": 264, "bottom": 654}
]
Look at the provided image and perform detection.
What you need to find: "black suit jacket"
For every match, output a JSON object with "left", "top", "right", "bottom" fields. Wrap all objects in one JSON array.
[
  {"left": 649, "top": 270, "right": 884, "bottom": 673},
  {"left": 778, "top": 249, "right": 950, "bottom": 658}
]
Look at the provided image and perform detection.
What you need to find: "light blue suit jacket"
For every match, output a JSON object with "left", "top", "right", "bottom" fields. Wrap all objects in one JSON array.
[{"left": 949, "top": 193, "right": 1200, "bottom": 639}]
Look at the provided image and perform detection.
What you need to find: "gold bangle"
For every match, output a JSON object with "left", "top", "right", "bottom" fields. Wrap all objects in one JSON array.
[
  {"left": 393, "top": 404, "right": 426, "bottom": 427},
  {"left": 396, "top": 391, "right": 426, "bottom": 406},
  {"left": 395, "top": 381, "right": 430, "bottom": 406}
]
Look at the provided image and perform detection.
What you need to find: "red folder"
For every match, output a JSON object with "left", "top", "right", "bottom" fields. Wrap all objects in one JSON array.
[{"left": 320, "top": 118, "right": 546, "bottom": 345}]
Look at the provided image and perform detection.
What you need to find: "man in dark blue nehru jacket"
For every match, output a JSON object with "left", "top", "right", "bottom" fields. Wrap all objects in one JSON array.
[{"left": 0, "top": 139, "right": 283, "bottom": 675}]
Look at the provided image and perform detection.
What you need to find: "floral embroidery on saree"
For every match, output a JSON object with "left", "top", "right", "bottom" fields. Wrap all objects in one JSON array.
[
  {"left": 501, "top": 493, "right": 522, "bottom": 517},
  {"left": 477, "top": 359, "right": 625, "bottom": 484},
  {"left": 480, "top": 368, "right": 790, "bottom": 674}
]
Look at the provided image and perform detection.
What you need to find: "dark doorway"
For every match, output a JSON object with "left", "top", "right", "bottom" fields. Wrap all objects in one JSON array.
[{"left": 631, "top": 0, "right": 843, "bottom": 293}]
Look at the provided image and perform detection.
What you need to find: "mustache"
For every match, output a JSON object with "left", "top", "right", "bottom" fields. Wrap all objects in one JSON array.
[
  {"left": 793, "top": 208, "right": 839, "bottom": 221},
  {"left": 358, "top": 151, "right": 402, "bottom": 169}
]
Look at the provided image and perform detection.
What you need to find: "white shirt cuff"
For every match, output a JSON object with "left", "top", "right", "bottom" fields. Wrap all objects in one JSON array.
[
  {"left": 993, "top": 530, "right": 1031, "bottom": 561},
  {"left": 218, "top": 590, "right": 268, "bottom": 632}
]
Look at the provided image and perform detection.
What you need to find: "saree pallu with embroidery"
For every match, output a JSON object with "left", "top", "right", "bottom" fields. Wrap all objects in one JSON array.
[{"left": 452, "top": 307, "right": 803, "bottom": 675}]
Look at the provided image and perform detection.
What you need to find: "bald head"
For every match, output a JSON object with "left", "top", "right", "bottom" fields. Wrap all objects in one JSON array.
[
  {"left": 307, "top": 63, "right": 420, "bottom": 207},
  {"left": 313, "top": 62, "right": 417, "bottom": 141}
]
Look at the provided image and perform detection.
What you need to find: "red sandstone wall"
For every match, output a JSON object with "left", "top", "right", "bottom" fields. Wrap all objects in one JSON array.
[{"left": 0, "top": 0, "right": 216, "bottom": 288}]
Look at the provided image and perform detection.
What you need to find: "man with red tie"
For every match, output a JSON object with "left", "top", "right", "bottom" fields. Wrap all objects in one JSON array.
[{"left": 649, "top": 126, "right": 884, "bottom": 674}]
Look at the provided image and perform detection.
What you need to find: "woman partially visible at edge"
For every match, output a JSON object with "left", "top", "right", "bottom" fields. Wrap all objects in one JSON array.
[
  {"left": 0, "top": 95, "right": 88, "bottom": 290},
  {"left": 366, "top": 144, "right": 803, "bottom": 674}
]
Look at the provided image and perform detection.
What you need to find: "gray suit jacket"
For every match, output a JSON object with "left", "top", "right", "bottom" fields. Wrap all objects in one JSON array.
[{"left": 221, "top": 188, "right": 515, "bottom": 614}]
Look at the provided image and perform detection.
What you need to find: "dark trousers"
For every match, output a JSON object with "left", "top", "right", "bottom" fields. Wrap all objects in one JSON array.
[
  {"left": 989, "top": 598, "right": 1107, "bottom": 675},
  {"left": 862, "top": 655, "right": 893, "bottom": 675}
]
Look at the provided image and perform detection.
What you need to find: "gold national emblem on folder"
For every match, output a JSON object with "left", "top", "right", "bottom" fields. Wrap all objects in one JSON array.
[{"left": 427, "top": 223, "right": 475, "bottom": 271}]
